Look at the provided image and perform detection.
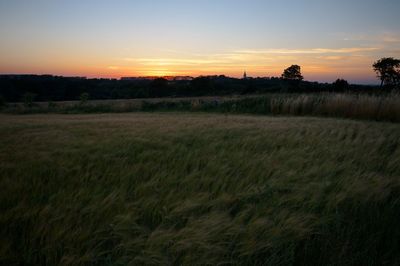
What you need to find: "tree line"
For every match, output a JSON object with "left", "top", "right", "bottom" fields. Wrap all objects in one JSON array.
[{"left": 0, "top": 57, "right": 398, "bottom": 104}]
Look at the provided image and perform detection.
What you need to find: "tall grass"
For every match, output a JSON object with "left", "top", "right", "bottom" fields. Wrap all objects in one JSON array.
[
  {"left": 0, "top": 113, "right": 399, "bottom": 265},
  {"left": 198, "top": 93, "right": 400, "bottom": 122},
  {"left": 4, "top": 93, "right": 400, "bottom": 122}
]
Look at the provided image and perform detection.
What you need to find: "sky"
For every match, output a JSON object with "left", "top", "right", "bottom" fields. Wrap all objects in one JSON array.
[{"left": 0, "top": 0, "right": 399, "bottom": 84}]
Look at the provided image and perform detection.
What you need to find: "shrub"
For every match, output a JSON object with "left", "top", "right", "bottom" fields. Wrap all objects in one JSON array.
[
  {"left": 48, "top": 101, "right": 57, "bottom": 109},
  {"left": 22, "top": 92, "right": 36, "bottom": 108},
  {"left": 80, "top": 92, "right": 90, "bottom": 105},
  {"left": 0, "top": 95, "right": 6, "bottom": 109}
]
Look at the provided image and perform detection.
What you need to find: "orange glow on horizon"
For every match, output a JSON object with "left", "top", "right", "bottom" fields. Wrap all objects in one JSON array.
[
  {"left": 1, "top": 2, "right": 399, "bottom": 85},
  {"left": 0, "top": 66, "right": 378, "bottom": 83},
  {"left": 0, "top": 48, "right": 382, "bottom": 84}
]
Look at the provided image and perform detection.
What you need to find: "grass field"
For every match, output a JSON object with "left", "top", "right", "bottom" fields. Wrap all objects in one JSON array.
[
  {"left": 1, "top": 113, "right": 400, "bottom": 265},
  {"left": 4, "top": 93, "right": 400, "bottom": 122}
]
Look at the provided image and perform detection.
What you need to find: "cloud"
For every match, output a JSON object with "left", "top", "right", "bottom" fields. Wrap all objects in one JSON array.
[
  {"left": 235, "top": 47, "right": 379, "bottom": 55},
  {"left": 132, "top": 58, "right": 224, "bottom": 66},
  {"left": 122, "top": 46, "right": 379, "bottom": 67},
  {"left": 117, "top": 45, "right": 384, "bottom": 79},
  {"left": 316, "top": 56, "right": 345, "bottom": 61},
  {"left": 341, "top": 32, "right": 400, "bottom": 46},
  {"left": 382, "top": 34, "right": 400, "bottom": 43}
]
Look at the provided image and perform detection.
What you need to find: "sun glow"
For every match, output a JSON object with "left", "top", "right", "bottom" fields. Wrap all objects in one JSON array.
[
  {"left": 142, "top": 69, "right": 178, "bottom": 77},
  {"left": 107, "top": 46, "right": 381, "bottom": 82}
]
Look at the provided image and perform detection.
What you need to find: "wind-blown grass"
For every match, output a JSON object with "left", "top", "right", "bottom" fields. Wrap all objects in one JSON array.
[
  {"left": 3, "top": 93, "right": 400, "bottom": 122},
  {"left": 145, "top": 93, "right": 400, "bottom": 122},
  {"left": 0, "top": 113, "right": 399, "bottom": 265}
]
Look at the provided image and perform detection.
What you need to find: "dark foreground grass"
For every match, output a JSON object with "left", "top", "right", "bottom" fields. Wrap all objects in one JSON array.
[{"left": 0, "top": 113, "right": 399, "bottom": 265}]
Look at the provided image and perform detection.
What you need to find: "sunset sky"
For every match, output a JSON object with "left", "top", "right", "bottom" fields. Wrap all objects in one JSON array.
[{"left": 1, "top": 0, "right": 400, "bottom": 84}]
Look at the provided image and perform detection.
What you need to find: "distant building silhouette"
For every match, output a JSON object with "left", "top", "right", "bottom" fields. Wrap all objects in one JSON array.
[
  {"left": 243, "top": 71, "right": 247, "bottom": 80},
  {"left": 121, "top": 76, "right": 193, "bottom": 81}
]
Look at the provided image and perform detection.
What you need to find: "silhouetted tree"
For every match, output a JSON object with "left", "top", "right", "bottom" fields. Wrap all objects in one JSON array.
[
  {"left": 332, "top": 79, "right": 349, "bottom": 92},
  {"left": 150, "top": 78, "right": 169, "bottom": 97},
  {"left": 373, "top": 57, "right": 400, "bottom": 88},
  {"left": 281, "top": 65, "right": 303, "bottom": 92},
  {"left": 281, "top": 65, "right": 304, "bottom": 81},
  {"left": 191, "top": 77, "right": 214, "bottom": 95}
]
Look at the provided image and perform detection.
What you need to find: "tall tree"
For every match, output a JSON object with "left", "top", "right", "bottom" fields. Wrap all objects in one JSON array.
[
  {"left": 281, "top": 65, "right": 304, "bottom": 81},
  {"left": 373, "top": 57, "right": 400, "bottom": 88},
  {"left": 332, "top": 79, "right": 349, "bottom": 92}
]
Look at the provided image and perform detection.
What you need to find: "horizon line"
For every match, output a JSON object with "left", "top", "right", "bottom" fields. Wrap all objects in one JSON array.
[{"left": 0, "top": 73, "right": 380, "bottom": 86}]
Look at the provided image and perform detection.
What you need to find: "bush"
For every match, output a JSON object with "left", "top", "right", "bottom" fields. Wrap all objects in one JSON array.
[
  {"left": 0, "top": 95, "right": 6, "bottom": 109},
  {"left": 80, "top": 92, "right": 90, "bottom": 105},
  {"left": 22, "top": 93, "right": 36, "bottom": 108},
  {"left": 48, "top": 101, "right": 56, "bottom": 109}
]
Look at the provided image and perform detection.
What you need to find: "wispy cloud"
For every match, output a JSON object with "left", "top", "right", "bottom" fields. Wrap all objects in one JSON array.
[
  {"left": 235, "top": 47, "right": 379, "bottom": 55},
  {"left": 316, "top": 56, "right": 346, "bottom": 61},
  {"left": 123, "top": 46, "right": 379, "bottom": 67},
  {"left": 114, "top": 45, "right": 384, "bottom": 79},
  {"left": 342, "top": 32, "right": 400, "bottom": 45},
  {"left": 382, "top": 33, "right": 400, "bottom": 43},
  {"left": 130, "top": 58, "right": 224, "bottom": 66}
]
